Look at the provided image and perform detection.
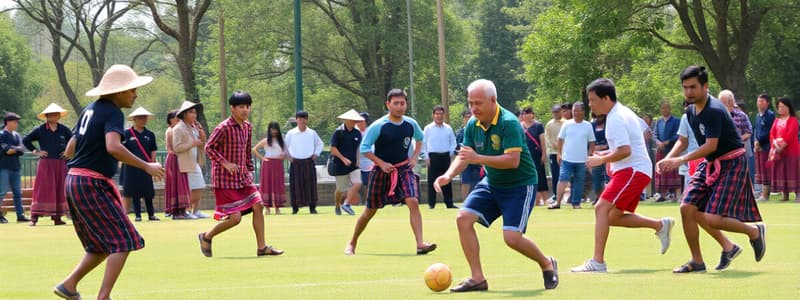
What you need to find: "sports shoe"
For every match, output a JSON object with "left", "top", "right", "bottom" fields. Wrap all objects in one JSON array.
[
  {"left": 186, "top": 212, "right": 199, "bottom": 219},
  {"left": 193, "top": 211, "right": 210, "bottom": 219},
  {"left": 335, "top": 206, "right": 342, "bottom": 215},
  {"left": 673, "top": 261, "right": 706, "bottom": 273},
  {"left": 341, "top": 203, "right": 355, "bottom": 215},
  {"left": 450, "top": 278, "right": 488, "bottom": 293},
  {"left": 750, "top": 224, "right": 766, "bottom": 262},
  {"left": 656, "top": 217, "right": 675, "bottom": 254},
  {"left": 755, "top": 196, "right": 768, "bottom": 202},
  {"left": 542, "top": 257, "right": 559, "bottom": 289},
  {"left": 0, "top": 215, "right": 8, "bottom": 224},
  {"left": 715, "top": 244, "right": 742, "bottom": 270},
  {"left": 570, "top": 258, "right": 607, "bottom": 273},
  {"left": 653, "top": 193, "right": 663, "bottom": 202}
]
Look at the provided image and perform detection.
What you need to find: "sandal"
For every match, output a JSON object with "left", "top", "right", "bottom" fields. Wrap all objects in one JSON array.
[
  {"left": 672, "top": 260, "right": 706, "bottom": 273},
  {"left": 257, "top": 245, "right": 284, "bottom": 256},
  {"left": 416, "top": 243, "right": 437, "bottom": 255},
  {"left": 198, "top": 232, "right": 212, "bottom": 257},
  {"left": 54, "top": 283, "right": 82, "bottom": 300}
]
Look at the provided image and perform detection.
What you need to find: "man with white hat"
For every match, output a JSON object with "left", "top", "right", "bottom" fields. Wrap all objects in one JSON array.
[
  {"left": 0, "top": 112, "right": 30, "bottom": 224},
  {"left": 119, "top": 106, "right": 159, "bottom": 222},
  {"left": 285, "top": 110, "right": 324, "bottom": 214},
  {"left": 22, "top": 103, "right": 72, "bottom": 226},
  {"left": 54, "top": 64, "right": 164, "bottom": 300},
  {"left": 330, "top": 109, "right": 364, "bottom": 215},
  {"left": 172, "top": 100, "right": 209, "bottom": 218}
]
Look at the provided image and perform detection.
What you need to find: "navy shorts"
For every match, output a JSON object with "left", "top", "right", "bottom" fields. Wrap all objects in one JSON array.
[{"left": 460, "top": 178, "right": 536, "bottom": 233}]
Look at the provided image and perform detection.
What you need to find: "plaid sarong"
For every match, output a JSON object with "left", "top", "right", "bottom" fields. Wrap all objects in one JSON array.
[{"left": 682, "top": 153, "right": 761, "bottom": 222}]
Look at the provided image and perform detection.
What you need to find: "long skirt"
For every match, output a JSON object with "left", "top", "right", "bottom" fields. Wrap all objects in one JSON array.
[
  {"left": 259, "top": 159, "right": 286, "bottom": 208},
  {"left": 655, "top": 150, "right": 682, "bottom": 191},
  {"left": 31, "top": 158, "right": 68, "bottom": 216},
  {"left": 164, "top": 153, "right": 191, "bottom": 214},
  {"left": 754, "top": 150, "right": 771, "bottom": 185},
  {"left": 770, "top": 154, "right": 800, "bottom": 194},
  {"left": 289, "top": 158, "right": 318, "bottom": 207},
  {"left": 66, "top": 170, "right": 145, "bottom": 253}
]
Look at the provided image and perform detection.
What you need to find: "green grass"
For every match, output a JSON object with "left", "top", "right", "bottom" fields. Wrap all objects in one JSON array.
[{"left": 2, "top": 200, "right": 799, "bottom": 299}]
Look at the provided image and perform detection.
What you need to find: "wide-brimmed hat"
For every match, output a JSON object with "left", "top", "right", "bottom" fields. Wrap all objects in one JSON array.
[
  {"left": 337, "top": 109, "right": 365, "bottom": 121},
  {"left": 85, "top": 64, "right": 153, "bottom": 97},
  {"left": 127, "top": 106, "right": 154, "bottom": 121},
  {"left": 177, "top": 100, "right": 202, "bottom": 116},
  {"left": 37, "top": 103, "right": 69, "bottom": 120}
]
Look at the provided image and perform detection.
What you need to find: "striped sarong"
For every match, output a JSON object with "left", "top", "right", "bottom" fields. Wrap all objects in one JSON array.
[
  {"left": 31, "top": 158, "right": 68, "bottom": 216},
  {"left": 289, "top": 158, "right": 317, "bottom": 207},
  {"left": 682, "top": 151, "right": 761, "bottom": 222},
  {"left": 66, "top": 168, "right": 145, "bottom": 253}
]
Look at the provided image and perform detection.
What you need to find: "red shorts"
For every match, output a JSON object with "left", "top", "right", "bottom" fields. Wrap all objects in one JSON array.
[{"left": 600, "top": 168, "right": 651, "bottom": 213}]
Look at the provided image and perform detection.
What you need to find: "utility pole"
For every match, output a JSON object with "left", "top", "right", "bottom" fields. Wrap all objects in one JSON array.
[
  {"left": 405, "top": 0, "right": 416, "bottom": 118},
  {"left": 436, "top": 0, "right": 449, "bottom": 122},
  {"left": 294, "top": 0, "right": 304, "bottom": 111},
  {"left": 218, "top": 4, "right": 227, "bottom": 118}
]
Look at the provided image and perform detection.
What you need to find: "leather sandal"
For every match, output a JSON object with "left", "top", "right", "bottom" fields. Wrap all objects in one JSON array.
[
  {"left": 198, "top": 232, "right": 212, "bottom": 257},
  {"left": 450, "top": 278, "right": 488, "bottom": 292},
  {"left": 416, "top": 243, "right": 437, "bottom": 255}
]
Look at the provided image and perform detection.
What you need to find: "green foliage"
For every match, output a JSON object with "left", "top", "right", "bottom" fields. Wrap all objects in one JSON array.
[{"left": 0, "top": 13, "right": 39, "bottom": 126}]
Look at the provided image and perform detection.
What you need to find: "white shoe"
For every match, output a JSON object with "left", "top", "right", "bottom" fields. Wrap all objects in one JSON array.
[
  {"left": 570, "top": 258, "right": 607, "bottom": 273},
  {"left": 656, "top": 217, "right": 675, "bottom": 254},
  {"left": 185, "top": 212, "right": 199, "bottom": 219},
  {"left": 193, "top": 211, "right": 210, "bottom": 219},
  {"left": 652, "top": 193, "right": 663, "bottom": 201}
]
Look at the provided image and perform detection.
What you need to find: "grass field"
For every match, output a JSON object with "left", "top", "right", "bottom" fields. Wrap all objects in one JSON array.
[{"left": 2, "top": 200, "right": 798, "bottom": 299}]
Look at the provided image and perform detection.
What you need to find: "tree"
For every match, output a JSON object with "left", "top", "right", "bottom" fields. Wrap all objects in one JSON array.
[
  {"left": 141, "top": 0, "right": 212, "bottom": 129},
  {"left": 13, "top": 0, "right": 134, "bottom": 113},
  {"left": 0, "top": 13, "right": 39, "bottom": 121},
  {"left": 474, "top": 0, "right": 528, "bottom": 108}
]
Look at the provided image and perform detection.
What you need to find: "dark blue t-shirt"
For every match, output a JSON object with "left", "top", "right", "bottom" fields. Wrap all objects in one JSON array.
[
  {"left": 592, "top": 120, "right": 607, "bottom": 147},
  {"left": 122, "top": 127, "right": 157, "bottom": 161},
  {"left": 330, "top": 124, "right": 362, "bottom": 174},
  {"left": 687, "top": 96, "right": 744, "bottom": 160},
  {"left": 360, "top": 115, "right": 424, "bottom": 165},
  {"left": 22, "top": 123, "right": 73, "bottom": 159},
  {"left": 0, "top": 130, "right": 25, "bottom": 171},
  {"left": 68, "top": 99, "right": 125, "bottom": 178}
]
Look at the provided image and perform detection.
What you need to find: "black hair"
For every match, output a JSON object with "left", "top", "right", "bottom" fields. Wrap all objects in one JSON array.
[
  {"left": 461, "top": 110, "right": 472, "bottom": 118},
  {"left": 166, "top": 109, "right": 178, "bottom": 126},
  {"left": 561, "top": 103, "right": 572, "bottom": 110},
  {"left": 266, "top": 121, "right": 285, "bottom": 150},
  {"left": 359, "top": 112, "right": 370, "bottom": 124},
  {"left": 586, "top": 78, "right": 617, "bottom": 102},
  {"left": 521, "top": 107, "right": 533, "bottom": 114},
  {"left": 432, "top": 105, "right": 445, "bottom": 114},
  {"left": 386, "top": 88, "right": 407, "bottom": 102},
  {"left": 777, "top": 97, "right": 795, "bottom": 117},
  {"left": 757, "top": 93, "right": 771, "bottom": 103},
  {"left": 229, "top": 90, "right": 252, "bottom": 106},
  {"left": 680, "top": 65, "right": 709, "bottom": 85},
  {"left": 295, "top": 110, "right": 309, "bottom": 119}
]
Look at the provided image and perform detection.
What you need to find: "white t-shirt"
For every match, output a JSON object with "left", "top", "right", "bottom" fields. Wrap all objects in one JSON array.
[
  {"left": 263, "top": 140, "right": 285, "bottom": 159},
  {"left": 558, "top": 119, "right": 595, "bottom": 163},
  {"left": 605, "top": 102, "right": 652, "bottom": 177},
  {"left": 285, "top": 127, "right": 324, "bottom": 159}
]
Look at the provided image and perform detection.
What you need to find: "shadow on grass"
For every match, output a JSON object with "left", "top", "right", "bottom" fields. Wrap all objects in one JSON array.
[
  {"left": 613, "top": 269, "right": 661, "bottom": 274},
  {"left": 707, "top": 270, "right": 761, "bottom": 278},
  {"left": 360, "top": 252, "right": 418, "bottom": 257},
  {"left": 217, "top": 256, "right": 263, "bottom": 260},
  {"left": 486, "top": 289, "right": 545, "bottom": 298}
]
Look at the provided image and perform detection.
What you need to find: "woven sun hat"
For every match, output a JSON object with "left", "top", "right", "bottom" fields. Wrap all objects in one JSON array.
[
  {"left": 127, "top": 106, "right": 155, "bottom": 121},
  {"left": 85, "top": 64, "right": 153, "bottom": 97},
  {"left": 177, "top": 100, "right": 203, "bottom": 116},
  {"left": 37, "top": 103, "right": 69, "bottom": 120},
  {"left": 337, "top": 109, "right": 365, "bottom": 121}
]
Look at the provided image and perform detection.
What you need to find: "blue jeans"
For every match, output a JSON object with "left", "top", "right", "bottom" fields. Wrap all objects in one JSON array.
[
  {"left": 0, "top": 168, "right": 24, "bottom": 219},
  {"left": 559, "top": 161, "right": 586, "bottom": 206},
  {"left": 591, "top": 164, "right": 609, "bottom": 194}
]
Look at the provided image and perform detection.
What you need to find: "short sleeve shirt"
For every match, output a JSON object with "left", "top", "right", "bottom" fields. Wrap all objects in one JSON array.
[
  {"left": 557, "top": 120, "right": 595, "bottom": 163},
  {"left": 360, "top": 115, "right": 424, "bottom": 165},
  {"left": 463, "top": 106, "right": 536, "bottom": 188},
  {"left": 687, "top": 96, "right": 744, "bottom": 160},
  {"left": 68, "top": 99, "right": 125, "bottom": 178},
  {"left": 605, "top": 102, "right": 652, "bottom": 176},
  {"left": 330, "top": 125, "right": 362, "bottom": 174},
  {"left": 122, "top": 127, "right": 158, "bottom": 162}
]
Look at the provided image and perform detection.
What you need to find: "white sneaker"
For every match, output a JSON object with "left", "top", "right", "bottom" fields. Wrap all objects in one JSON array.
[
  {"left": 193, "top": 211, "right": 210, "bottom": 219},
  {"left": 656, "top": 217, "right": 675, "bottom": 254},
  {"left": 185, "top": 212, "right": 199, "bottom": 219},
  {"left": 652, "top": 193, "right": 663, "bottom": 201},
  {"left": 570, "top": 258, "right": 607, "bottom": 273}
]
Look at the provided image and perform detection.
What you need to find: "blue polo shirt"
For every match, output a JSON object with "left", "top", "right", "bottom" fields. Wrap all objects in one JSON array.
[
  {"left": 754, "top": 109, "right": 775, "bottom": 151},
  {"left": 0, "top": 130, "right": 25, "bottom": 171},
  {"left": 360, "top": 115, "right": 424, "bottom": 165},
  {"left": 68, "top": 98, "right": 125, "bottom": 178}
]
